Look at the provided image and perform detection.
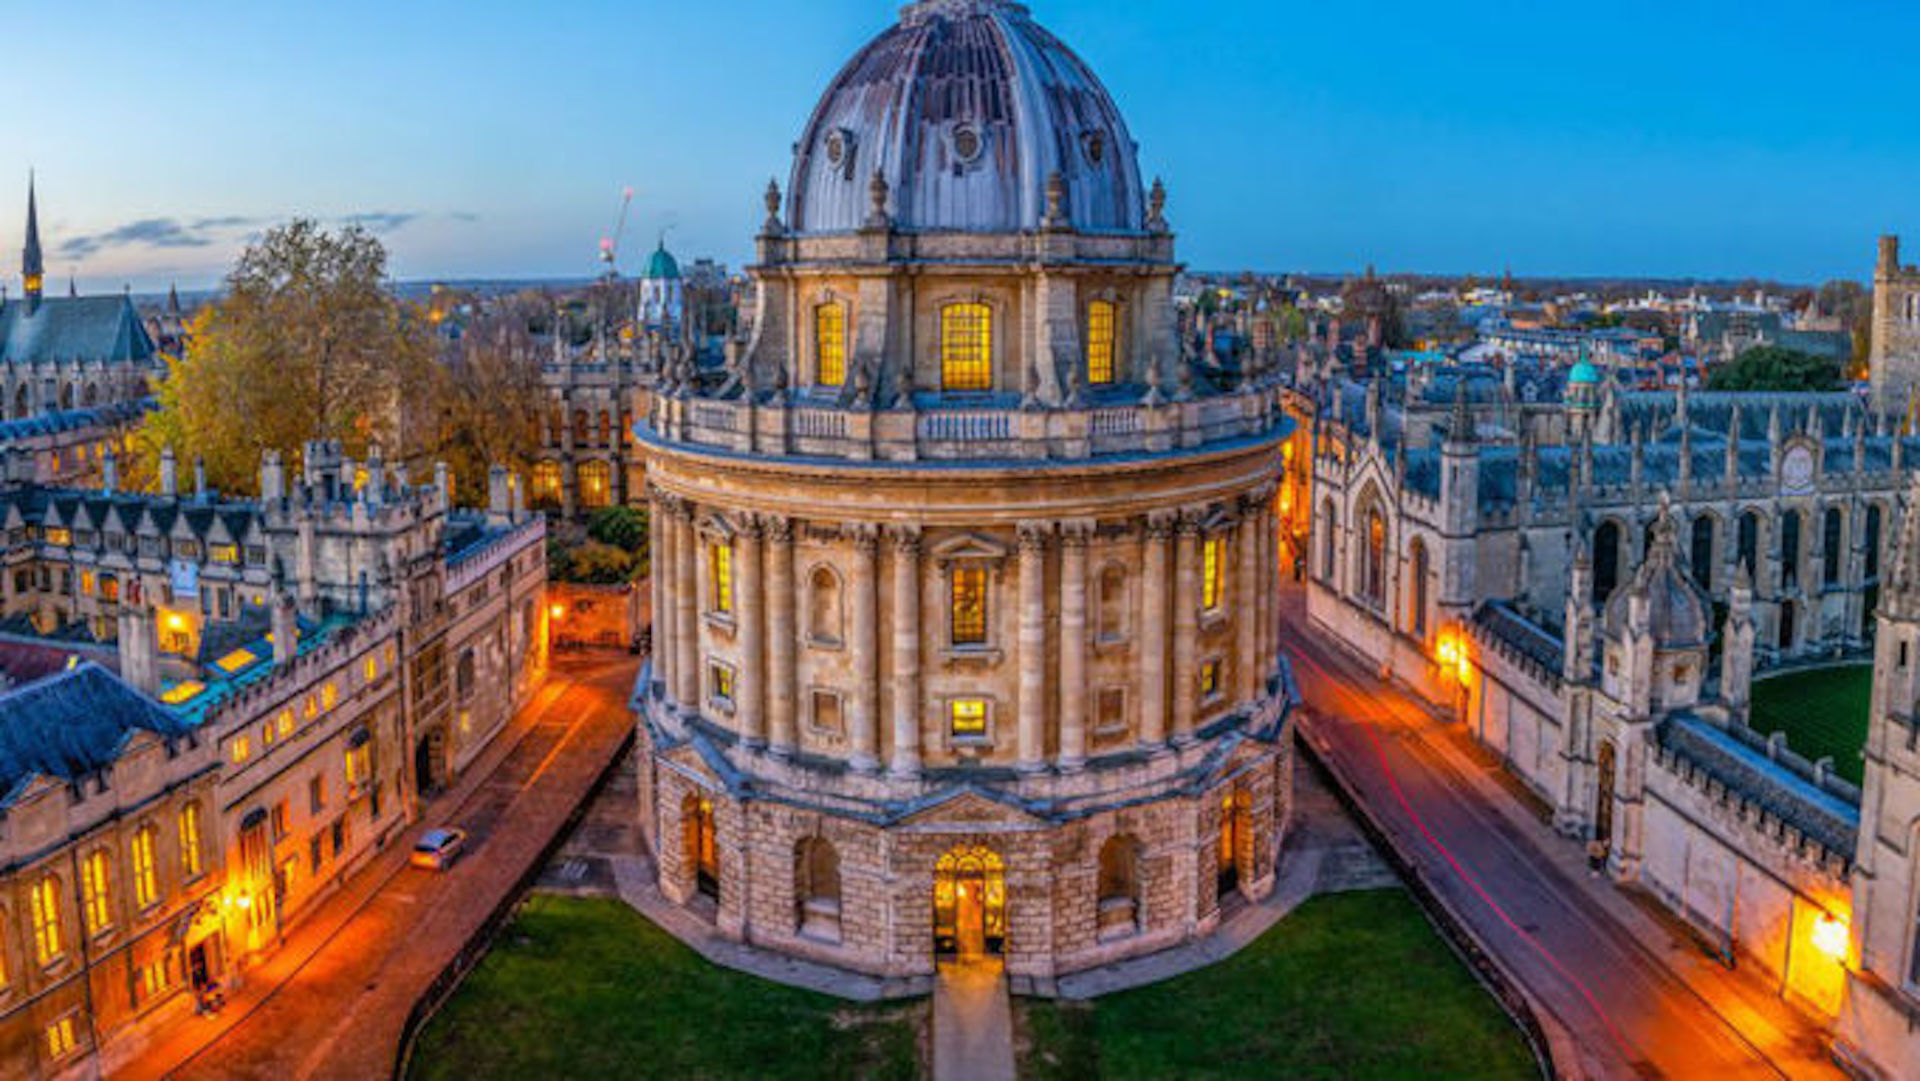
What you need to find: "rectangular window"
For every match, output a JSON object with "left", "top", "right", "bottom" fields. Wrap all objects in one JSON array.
[
  {"left": 31, "top": 877, "right": 63, "bottom": 965},
  {"left": 941, "top": 303, "right": 993, "bottom": 391},
  {"left": 346, "top": 744, "right": 372, "bottom": 787},
  {"left": 1202, "top": 536, "right": 1228, "bottom": 611},
  {"left": 271, "top": 800, "right": 289, "bottom": 842},
  {"left": 278, "top": 708, "right": 295, "bottom": 739},
  {"left": 950, "top": 699, "right": 988, "bottom": 740},
  {"left": 131, "top": 829, "right": 159, "bottom": 909},
  {"left": 951, "top": 565, "right": 988, "bottom": 646},
  {"left": 81, "top": 851, "right": 112, "bottom": 935},
  {"left": 44, "top": 1016, "right": 77, "bottom": 1060},
  {"left": 331, "top": 818, "right": 347, "bottom": 858},
  {"left": 1096, "top": 687, "right": 1128, "bottom": 736},
  {"left": 709, "top": 661, "right": 736, "bottom": 706},
  {"left": 309, "top": 835, "right": 324, "bottom": 874},
  {"left": 180, "top": 804, "right": 203, "bottom": 879},
  {"left": 811, "top": 690, "right": 844, "bottom": 736},
  {"left": 210, "top": 543, "right": 240, "bottom": 565},
  {"left": 711, "top": 543, "right": 734, "bottom": 615},
  {"left": 44, "top": 526, "right": 71, "bottom": 546},
  {"left": 231, "top": 736, "right": 251, "bottom": 764},
  {"left": 1200, "top": 659, "right": 1224, "bottom": 699},
  {"left": 1086, "top": 300, "right": 1117, "bottom": 385},
  {"left": 322, "top": 682, "right": 339, "bottom": 711},
  {"left": 309, "top": 776, "right": 327, "bottom": 815},
  {"left": 138, "top": 956, "right": 174, "bottom": 1004},
  {"left": 816, "top": 304, "right": 847, "bottom": 387}
]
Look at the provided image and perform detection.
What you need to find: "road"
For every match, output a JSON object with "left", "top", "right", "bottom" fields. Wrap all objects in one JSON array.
[
  {"left": 125, "top": 653, "right": 640, "bottom": 1081},
  {"left": 1280, "top": 590, "right": 1843, "bottom": 1080}
]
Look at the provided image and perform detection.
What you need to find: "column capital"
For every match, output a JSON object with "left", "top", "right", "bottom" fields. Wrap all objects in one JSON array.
[
  {"left": 1017, "top": 521, "right": 1053, "bottom": 550},
  {"left": 1175, "top": 506, "right": 1207, "bottom": 535},
  {"left": 1145, "top": 510, "right": 1178, "bottom": 541},
  {"left": 887, "top": 524, "right": 923, "bottom": 554},
  {"left": 1059, "top": 518, "right": 1096, "bottom": 547},
  {"left": 851, "top": 525, "right": 881, "bottom": 554},
  {"left": 764, "top": 515, "right": 794, "bottom": 544}
]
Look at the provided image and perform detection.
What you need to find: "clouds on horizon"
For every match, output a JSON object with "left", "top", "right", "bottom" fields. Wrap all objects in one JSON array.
[{"left": 56, "top": 210, "right": 476, "bottom": 263}]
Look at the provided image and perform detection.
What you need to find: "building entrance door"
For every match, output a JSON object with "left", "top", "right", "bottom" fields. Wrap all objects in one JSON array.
[
  {"left": 1595, "top": 740, "right": 1617, "bottom": 854},
  {"left": 934, "top": 845, "right": 1005, "bottom": 961}
]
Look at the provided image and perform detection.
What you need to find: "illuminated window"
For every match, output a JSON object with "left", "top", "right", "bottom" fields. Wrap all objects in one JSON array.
[
  {"left": 531, "top": 461, "right": 562, "bottom": 507},
  {"left": 816, "top": 303, "right": 847, "bottom": 387},
  {"left": 940, "top": 302, "right": 993, "bottom": 391},
  {"left": 364, "top": 656, "right": 379, "bottom": 682},
  {"left": 131, "top": 827, "right": 159, "bottom": 909},
  {"left": 179, "top": 804, "right": 204, "bottom": 879},
  {"left": 1202, "top": 536, "right": 1227, "bottom": 611},
  {"left": 44, "top": 1016, "right": 76, "bottom": 1060},
  {"left": 100, "top": 575, "right": 119, "bottom": 603},
  {"left": 161, "top": 680, "right": 206, "bottom": 705},
  {"left": 30, "top": 876, "right": 62, "bottom": 965},
  {"left": 211, "top": 544, "right": 240, "bottom": 565},
  {"left": 346, "top": 742, "right": 372, "bottom": 787},
  {"left": 305, "top": 694, "right": 319, "bottom": 721},
  {"left": 138, "top": 956, "right": 174, "bottom": 1003},
  {"left": 1086, "top": 300, "right": 1118, "bottom": 385},
  {"left": 81, "top": 851, "right": 112, "bottom": 935},
  {"left": 711, "top": 543, "right": 734, "bottom": 615},
  {"left": 1200, "top": 659, "right": 1223, "bottom": 699},
  {"left": 709, "top": 661, "right": 736, "bottom": 706},
  {"left": 277, "top": 708, "right": 294, "bottom": 738},
  {"left": 231, "top": 736, "right": 251, "bottom": 764},
  {"left": 322, "top": 682, "right": 339, "bottom": 710},
  {"left": 950, "top": 699, "right": 988, "bottom": 740},
  {"left": 80, "top": 571, "right": 95, "bottom": 596},
  {"left": 951, "top": 565, "right": 988, "bottom": 646},
  {"left": 45, "top": 526, "right": 71, "bottom": 546},
  {"left": 579, "top": 461, "right": 612, "bottom": 509},
  {"left": 214, "top": 648, "right": 258, "bottom": 674}
]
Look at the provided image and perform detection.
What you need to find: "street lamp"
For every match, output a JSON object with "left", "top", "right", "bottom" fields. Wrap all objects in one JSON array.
[{"left": 1812, "top": 911, "right": 1849, "bottom": 963}]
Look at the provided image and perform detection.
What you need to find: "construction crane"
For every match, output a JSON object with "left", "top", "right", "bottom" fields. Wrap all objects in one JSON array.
[{"left": 598, "top": 186, "right": 635, "bottom": 279}]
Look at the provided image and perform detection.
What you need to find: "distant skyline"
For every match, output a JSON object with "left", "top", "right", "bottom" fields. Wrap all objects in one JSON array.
[{"left": 6, "top": 0, "right": 1919, "bottom": 293}]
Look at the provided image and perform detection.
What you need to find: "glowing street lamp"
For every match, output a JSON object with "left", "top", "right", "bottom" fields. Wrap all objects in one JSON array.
[{"left": 1812, "top": 911, "right": 1849, "bottom": 962}]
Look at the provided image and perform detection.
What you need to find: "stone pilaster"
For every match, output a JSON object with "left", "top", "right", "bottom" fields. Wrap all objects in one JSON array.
[
  {"left": 650, "top": 493, "right": 674, "bottom": 695},
  {"left": 766, "top": 517, "right": 797, "bottom": 755},
  {"left": 1058, "top": 521, "right": 1091, "bottom": 771},
  {"left": 1139, "top": 513, "right": 1173, "bottom": 746},
  {"left": 1236, "top": 503, "right": 1259, "bottom": 700},
  {"left": 1017, "top": 523, "right": 1050, "bottom": 771},
  {"left": 672, "top": 500, "right": 699, "bottom": 709},
  {"left": 738, "top": 517, "right": 766, "bottom": 746},
  {"left": 850, "top": 527, "right": 881, "bottom": 772},
  {"left": 1172, "top": 510, "right": 1201, "bottom": 742},
  {"left": 890, "top": 526, "right": 923, "bottom": 776}
]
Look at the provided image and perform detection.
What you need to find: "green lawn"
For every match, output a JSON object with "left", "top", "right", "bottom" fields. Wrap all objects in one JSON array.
[
  {"left": 1749, "top": 665, "right": 1872, "bottom": 786},
  {"left": 407, "top": 895, "right": 922, "bottom": 1081},
  {"left": 1018, "top": 890, "right": 1538, "bottom": 1081}
]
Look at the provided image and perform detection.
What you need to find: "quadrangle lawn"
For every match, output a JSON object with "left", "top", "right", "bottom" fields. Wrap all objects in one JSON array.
[{"left": 1748, "top": 665, "right": 1872, "bottom": 787}]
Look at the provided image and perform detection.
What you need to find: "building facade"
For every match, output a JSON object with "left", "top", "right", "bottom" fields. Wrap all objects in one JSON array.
[
  {"left": 635, "top": 0, "right": 1296, "bottom": 982},
  {"left": 1872, "top": 235, "right": 1920, "bottom": 409}
]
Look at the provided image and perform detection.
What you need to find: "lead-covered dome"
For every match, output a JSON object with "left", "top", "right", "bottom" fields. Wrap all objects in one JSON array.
[{"left": 787, "top": 0, "right": 1147, "bottom": 236}]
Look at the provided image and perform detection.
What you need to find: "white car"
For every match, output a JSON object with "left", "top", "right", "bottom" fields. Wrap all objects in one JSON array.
[{"left": 411, "top": 828, "right": 467, "bottom": 871}]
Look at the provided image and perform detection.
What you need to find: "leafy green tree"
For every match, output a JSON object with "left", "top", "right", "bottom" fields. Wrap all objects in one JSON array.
[
  {"left": 1706, "top": 346, "right": 1845, "bottom": 392},
  {"left": 587, "top": 506, "right": 649, "bottom": 556}
]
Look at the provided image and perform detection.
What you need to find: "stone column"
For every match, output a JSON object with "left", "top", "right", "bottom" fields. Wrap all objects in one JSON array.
[
  {"left": 1237, "top": 504, "right": 1260, "bottom": 701},
  {"left": 1172, "top": 511, "right": 1201, "bottom": 742},
  {"left": 766, "top": 518, "right": 797, "bottom": 755},
  {"left": 1260, "top": 495, "right": 1278, "bottom": 689},
  {"left": 673, "top": 501, "right": 699, "bottom": 709},
  {"left": 650, "top": 493, "right": 674, "bottom": 695},
  {"left": 890, "top": 527, "right": 923, "bottom": 776},
  {"left": 1017, "top": 523, "right": 1050, "bottom": 771},
  {"left": 1139, "top": 514, "right": 1173, "bottom": 746},
  {"left": 737, "top": 518, "right": 766, "bottom": 746},
  {"left": 850, "top": 528, "right": 881, "bottom": 772},
  {"left": 1058, "top": 521, "right": 1091, "bottom": 771}
]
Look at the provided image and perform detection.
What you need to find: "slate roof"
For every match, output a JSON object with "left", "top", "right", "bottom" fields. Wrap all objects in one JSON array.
[
  {"left": 0, "top": 663, "right": 193, "bottom": 808},
  {"left": 0, "top": 295, "right": 157, "bottom": 366},
  {"left": 1657, "top": 713, "right": 1860, "bottom": 859},
  {"left": 1473, "top": 601, "right": 1564, "bottom": 674},
  {"left": 0, "top": 399, "right": 152, "bottom": 442}
]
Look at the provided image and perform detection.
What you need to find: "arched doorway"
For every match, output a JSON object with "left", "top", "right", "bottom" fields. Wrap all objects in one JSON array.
[
  {"left": 684, "top": 795, "right": 718, "bottom": 900},
  {"left": 933, "top": 844, "right": 1005, "bottom": 961},
  {"left": 1217, "top": 789, "right": 1251, "bottom": 900},
  {"left": 414, "top": 727, "right": 448, "bottom": 797},
  {"left": 1779, "top": 601, "right": 1798, "bottom": 653},
  {"left": 1594, "top": 741, "right": 1617, "bottom": 854}
]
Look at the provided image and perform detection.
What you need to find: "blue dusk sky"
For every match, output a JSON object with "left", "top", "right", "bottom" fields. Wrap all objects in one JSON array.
[{"left": 4, "top": 0, "right": 1916, "bottom": 292}]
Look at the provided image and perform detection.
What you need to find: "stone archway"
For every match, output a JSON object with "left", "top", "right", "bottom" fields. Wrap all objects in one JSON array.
[
  {"left": 414, "top": 726, "right": 449, "bottom": 797},
  {"left": 1595, "top": 740, "right": 1618, "bottom": 853},
  {"left": 933, "top": 844, "right": 1006, "bottom": 961}
]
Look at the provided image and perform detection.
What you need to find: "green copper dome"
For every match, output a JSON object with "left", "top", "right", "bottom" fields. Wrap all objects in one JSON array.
[{"left": 644, "top": 243, "right": 681, "bottom": 281}]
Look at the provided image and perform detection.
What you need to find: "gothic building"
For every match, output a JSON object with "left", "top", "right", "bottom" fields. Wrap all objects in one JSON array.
[
  {"left": 1872, "top": 235, "right": 1920, "bottom": 409},
  {"left": 635, "top": 0, "right": 1296, "bottom": 981}
]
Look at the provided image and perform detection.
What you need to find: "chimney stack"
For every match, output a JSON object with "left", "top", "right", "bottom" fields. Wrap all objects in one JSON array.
[
  {"left": 116, "top": 582, "right": 159, "bottom": 695},
  {"left": 159, "top": 447, "right": 178, "bottom": 496},
  {"left": 487, "top": 465, "right": 511, "bottom": 525},
  {"left": 271, "top": 590, "right": 299, "bottom": 665}
]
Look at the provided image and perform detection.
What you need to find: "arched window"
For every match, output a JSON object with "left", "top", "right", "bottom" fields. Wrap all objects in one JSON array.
[
  {"left": 131, "top": 826, "right": 159, "bottom": 909},
  {"left": 82, "top": 383, "right": 98, "bottom": 408},
  {"left": 1779, "top": 601, "right": 1798, "bottom": 651},
  {"left": 940, "top": 302, "right": 993, "bottom": 391},
  {"left": 1690, "top": 516, "right": 1715, "bottom": 592},
  {"left": 578, "top": 461, "right": 612, "bottom": 509},
  {"left": 81, "top": 850, "right": 113, "bottom": 935},
  {"left": 1096, "top": 835, "right": 1143, "bottom": 939},
  {"left": 1097, "top": 565, "right": 1128, "bottom": 642},
  {"left": 808, "top": 566, "right": 843, "bottom": 646},
  {"left": 180, "top": 803, "right": 204, "bottom": 880},
  {"left": 598, "top": 411, "right": 612, "bottom": 447},
  {"left": 1362, "top": 507, "right": 1387, "bottom": 608},
  {"left": 1782, "top": 511, "right": 1803, "bottom": 588},
  {"left": 1320, "top": 500, "right": 1339, "bottom": 580},
  {"left": 1408, "top": 537, "right": 1429, "bottom": 637},
  {"left": 815, "top": 303, "right": 847, "bottom": 388},
  {"left": 1086, "top": 300, "right": 1118, "bottom": 386},
  {"left": 683, "top": 794, "right": 718, "bottom": 899},
  {"left": 531, "top": 462, "right": 563, "bottom": 507},
  {"left": 30, "top": 875, "right": 63, "bottom": 966},
  {"left": 620, "top": 412, "right": 634, "bottom": 448},
  {"left": 794, "top": 837, "right": 842, "bottom": 942},
  {"left": 1738, "top": 511, "right": 1761, "bottom": 577},
  {"left": 1823, "top": 507, "right": 1844, "bottom": 587},
  {"left": 572, "top": 410, "right": 589, "bottom": 444},
  {"left": 1867, "top": 504, "right": 1885, "bottom": 581},
  {"left": 456, "top": 649, "right": 476, "bottom": 701},
  {"left": 1593, "top": 521, "right": 1622, "bottom": 604}
]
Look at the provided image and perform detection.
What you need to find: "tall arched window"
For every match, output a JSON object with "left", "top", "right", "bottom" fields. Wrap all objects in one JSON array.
[
  {"left": 1320, "top": 500, "right": 1339, "bottom": 581},
  {"left": 1867, "top": 504, "right": 1885, "bottom": 581},
  {"left": 1408, "top": 538, "right": 1429, "bottom": 637},
  {"left": 578, "top": 461, "right": 612, "bottom": 509},
  {"left": 683, "top": 795, "right": 718, "bottom": 899},
  {"left": 531, "top": 462, "right": 563, "bottom": 507},
  {"left": 1593, "top": 521, "right": 1622, "bottom": 604},
  {"left": 1738, "top": 511, "right": 1761, "bottom": 577},
  {"left": 598, "top": 411, "right": 612, "bottom": 447},
  {"left": 1362, "top": 508, "right": 1387, "bottom": 608},
  {"left": 131, "top": 826, "right": 159, "bottom": 909},
  {"left": 941, "top": 302, "right": 993, "bottom": 391},
  {"left": 794, "top": 837, "right": 842, "bottom": 942},
  {"left": 1823, "top": 507, "right": 1845, "bottom": 587},
  {"left": 808, "top": 566, "right": 843, "bottom": 646},
  {"left": 572, "top": 410, "right": 589, "bottom": 443},
  {"left": 30, "top": 876, "right": 62, "bottom": 966},
  {"left": 81, "top": 850, "right": 113, "bottom": 935},
  {"left": 1690, "top": 516, "right": 1716, "bottom": 592},
  {"left": 180, "top": 803, "right": 204, "bottom": 880},
  {"left": 1782, "top": 511, "right": 1803, "bottom": 588},
  {"left": 1779, "top": 601, "right": 1798, "bottom": 651},
  {"left": 1096, "top": 834, "right": 1143, "bottom": 939},
  {"left": 815, "top": 303, "right": 847, "bottom": 388},
  {"left": 1086, "top": 300, "right": 1118, "bottom": 386}
]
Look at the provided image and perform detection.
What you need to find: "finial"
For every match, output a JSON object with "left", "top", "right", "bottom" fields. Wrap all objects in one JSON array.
[
  {"left": 1146, "top": 177, "right": 1168, "bottom": 232},
  {"left": 866, "top": 169, "right": 891, "bottom": 229},
  {"left": 1043, "top": 170, "right": 1068, "bottom": 230},
  {"left": 763, "top": 178, "right": 783, "bottom": 232}
]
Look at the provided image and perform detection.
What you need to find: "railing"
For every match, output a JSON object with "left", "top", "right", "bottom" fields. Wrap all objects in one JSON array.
[{"left": 917, "top": 410, "right": 1011, "bottom": 443}]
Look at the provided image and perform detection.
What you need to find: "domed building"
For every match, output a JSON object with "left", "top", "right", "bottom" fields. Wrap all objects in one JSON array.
[{"left": 635, "top": 0, "right": 1295, "bottom": 981}]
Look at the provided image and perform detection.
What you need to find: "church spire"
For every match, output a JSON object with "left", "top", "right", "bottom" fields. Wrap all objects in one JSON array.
[{"left": 22, "top": 173, "right": 44, "bottom": 304}]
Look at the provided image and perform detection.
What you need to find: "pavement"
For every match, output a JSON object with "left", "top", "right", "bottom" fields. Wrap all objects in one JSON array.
[
  {"left": 121, "top": 652, "right": 642, "bottom": 1081},
  {"left": 933, "top": 962, "right": 1016, "bottom": 1081},
  {"left": 1283, "top": 586, "right": 1846, "bottom": 1081}
]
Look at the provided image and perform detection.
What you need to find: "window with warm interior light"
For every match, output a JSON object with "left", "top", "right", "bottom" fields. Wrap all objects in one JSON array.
[
  {"left": 80, "top": 851, "right": 112, "bottom": 935},
  {"left": 1200, "top": 658, "right": 1223, "bottom": 699},
  {"left": 950, "top": 699, "right": 988, "bottom": 740},
  {"left": 711, "top": 542, "right": 734, "bottom": 615},
  {"left": 30, "top": 876, "right": 62, "bottom": 965},
  {"left": 1086, "top": 300, "right": 1117, "bottom": 385},
  {"left": 816, "top": 303, "right": 847, "bottom": 387},
  {"left": 951, "top": 565, "right": 988, "bottom": 646},
  {"left": 180, "top": 804, "right": 204, "bottom": 879},
  {"left": 941, "top": 302, "right": 993, "bottom": 391},
  {"left": 1202, "top": 535, "right": 1227, "bottom": 611},
  {"left": 44, "top": 1016, "right": 76, "bottom": 1060},
  {"left": 131, "top": 827, "right": 159, "bottom": 909}
]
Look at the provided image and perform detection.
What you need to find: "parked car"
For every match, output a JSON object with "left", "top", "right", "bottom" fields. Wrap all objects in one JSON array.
[{"left": 411, "top": 828, "right": 468, "bottom": 871}]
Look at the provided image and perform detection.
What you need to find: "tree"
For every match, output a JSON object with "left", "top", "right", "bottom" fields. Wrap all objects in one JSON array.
[
  {"left": 416, "top": 291, "right": 547, "bottom": 504},
  {"left": 1706, "top": 345, "right": 1845, "bottom": 393},
  {"left": 136, "top": 220, "right": 433, "bottom": 493},
  {"left": 586, "top": 505, "right": 649, "bottom": 554}
]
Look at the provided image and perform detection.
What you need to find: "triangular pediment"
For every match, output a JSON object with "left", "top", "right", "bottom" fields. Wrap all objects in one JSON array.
[
  {"left": 897, "top": 785, "right": 1043, "bottom": 828},
  {"left": 930, "top": 532, "right": 1009, "bottom": 566}
]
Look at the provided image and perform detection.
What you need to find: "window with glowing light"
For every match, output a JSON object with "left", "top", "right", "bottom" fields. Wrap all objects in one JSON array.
[
  {"left": 180, "top": 804, "right": 204, "bottom": 880},
  {"left": 44, "top": 1016, "right": 76, "bottom": 1060},
  {"left": 940, "top": 303, "right": 993, "bottom": 391},
  {"left": 231, "top": 736, "right": 251, "bottom": 764},
  {"left": 211, "top": 543, "right": 239, "bottom": 565},
  {"left": 1086, "top": 300, "right": 1118, "bottom": 385},
  {"left": 1200, "top": 658, "right": 1223, "bottom": 699},
  {"left": 951, "top": 565, "right": 988, "bottom": 646},
  {"left": 531, "top": 462, "right": 562, "bottom": 507},
  {"left": 81, "top": 850, "right": 112, "bottom": 935},
  {"left": 30, "top": 876, "right": 62, "bottom": 966},
  {"left": 1363, "top": 508, "right": 1387, "bottom": 608},
  {"left": 950, "top": 699, "right": 988, "bottom": 741},
  {"left": 1202, "top": 535, "right": 1227, "bottom": 611},
  {"left": 709, "top": 661, "right": 736, "bottom": 708},
  {"left": 578, "top": 461, "right": 612, "bottom": 509},
  {"left": 131, "top": 827, "right": 159, "bottom": 910},
  {"left": 710, "top": 542, "right": 734, "bottom": 615},
  {"left": 816, "top": 303, "right": 847, "bottom": 387}
]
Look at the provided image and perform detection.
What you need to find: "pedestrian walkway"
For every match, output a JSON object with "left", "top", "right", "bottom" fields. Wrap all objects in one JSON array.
[{"left": 933, "top": 962, "right": 1016, "bottom": 1081}]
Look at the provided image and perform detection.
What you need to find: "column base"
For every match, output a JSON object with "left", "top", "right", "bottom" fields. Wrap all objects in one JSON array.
[
  {"left": 888, "top": 758, "right": 922, "bottom": 780},
  {"left": 1015, "top": 759, "right": 1047, "bottom": 775},
  {"left": 849, "top": 754, "right": 882, "bottom": 774},
  {"left": 1056, "top": 755, "right": 1087, "bottom": 774},
  {"left": 768, "top": 743, "right": 795, "bottom": 759},
  {"left": 1170, "top": 731, "right": 1199, "bottom": 748},
  {"left": 742, "top": 738, "right": 767, "bottom": 752}
]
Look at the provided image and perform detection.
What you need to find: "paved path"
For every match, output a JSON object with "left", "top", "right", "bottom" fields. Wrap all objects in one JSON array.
[
  {"left": 933, "top": 963, "right": 1016, "bottom": 1081},
  {"left": 1283, "top": 588, "right": 1843, "bottom": 1081},
  {"left": 122, "top": 653, "right": 641, "bottom": 1081}
]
